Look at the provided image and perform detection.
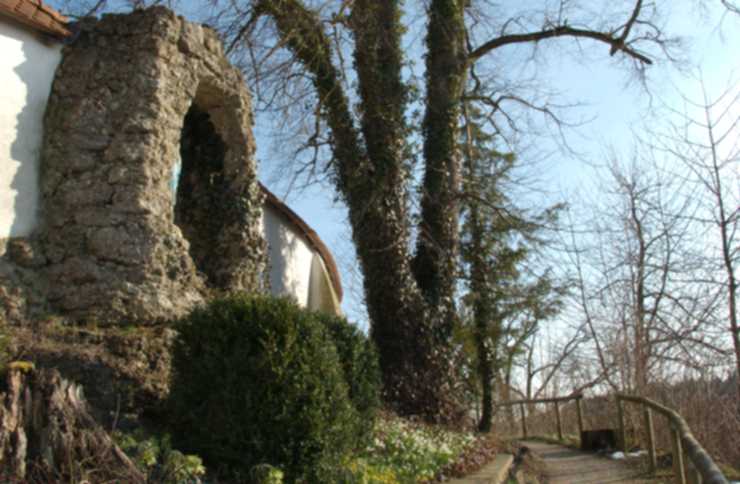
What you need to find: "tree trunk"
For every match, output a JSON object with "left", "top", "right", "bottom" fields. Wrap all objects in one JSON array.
[
  {"left": 468, "top": 195, "right": 495, "bottom": 432},
  {"left": 413, "top": 0, "right": 467, "bottom": 323},
  {"left": 0, "top": 365, "right": 144, "bottom": 482},
  {"left": 502, "top": 371, "right": 515, "bottom": 429},
  {"left": 262, "top": 0, "right": 467, "bottom": 422},
  {"left": 248, "top": 0, "right": 662, "bottom": 424},
  {"left": 351, "top": 186, "right": 459, "bottom": 420},
  {"left": 477, "top": 332, "right": 494, "bottom": 432}
]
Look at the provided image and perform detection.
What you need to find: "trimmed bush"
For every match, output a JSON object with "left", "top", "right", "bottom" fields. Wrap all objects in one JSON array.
[
  {"left": 167, "top": 295, "right": 359, "bottom": 481},
  {"left": 313, "top": 312, "right": 381, "bottom": 446}
]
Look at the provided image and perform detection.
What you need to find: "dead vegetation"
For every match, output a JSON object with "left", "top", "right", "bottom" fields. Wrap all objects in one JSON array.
[{"left": 0, "top": 365, "right": 145, "bottom": 483}]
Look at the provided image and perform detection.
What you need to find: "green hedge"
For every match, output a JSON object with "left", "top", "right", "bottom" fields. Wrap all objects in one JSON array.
[
  {"left": 167, "top": 295, "right": 361, "bottom": 481},
  {"left": 313, "top": 311, "right": 381, "bottom": 447}
]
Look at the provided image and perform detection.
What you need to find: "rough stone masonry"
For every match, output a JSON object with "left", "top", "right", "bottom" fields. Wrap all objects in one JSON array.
[{"left": 0, "top": 7, "right": 266, "bottom": 324}]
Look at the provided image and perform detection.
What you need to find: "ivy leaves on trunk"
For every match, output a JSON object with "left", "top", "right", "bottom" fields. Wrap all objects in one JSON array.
[{"left": 229, "top": 0, "right": 663, "bottom": 421}]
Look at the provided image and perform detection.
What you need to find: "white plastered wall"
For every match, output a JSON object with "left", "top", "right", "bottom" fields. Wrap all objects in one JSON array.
[
  {"left": 0, "top": 18, "right": 62, "bottom": 240},
  {"left": 308, "top": 253, "right": 341, "bottom": 315},
  {"left": 262, "top": 204, "right": 315, "bottom": 307}
]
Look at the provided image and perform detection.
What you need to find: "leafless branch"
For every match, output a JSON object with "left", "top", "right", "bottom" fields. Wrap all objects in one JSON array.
[{"left": 468, "top": 24, "right": 652, "bottom": 65}]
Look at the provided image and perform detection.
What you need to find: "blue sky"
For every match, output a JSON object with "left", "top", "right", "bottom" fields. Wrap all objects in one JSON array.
[{"left": 252, "top": 2, "right": 740, "bottom": 327}]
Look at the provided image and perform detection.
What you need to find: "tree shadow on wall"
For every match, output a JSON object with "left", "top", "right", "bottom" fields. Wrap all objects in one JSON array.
[
  {"left": 8, "top": 29, "right": 60, "bottom": 239},
  {"left": 262, "top": 205, "right": 310, "bottom": 304}
]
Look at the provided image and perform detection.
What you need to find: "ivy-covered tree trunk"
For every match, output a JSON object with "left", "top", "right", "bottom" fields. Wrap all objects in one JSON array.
[
  {"left": 412, "top": 0, "right": 467, "bottom": 321},
  {"left": 261, "top": 0, "right": 468, "bottom": 422},
  {"left": 458, "top": 103, "right": 563, "bottom": 432},
  {"left": 460, "top": 104, "right": 510, "bottom": 433},
  {"left": 252, "top": 0, "right": 656, "bottom": 422},
  {"left": 348, "top": 0, "right": 462, "bottom": 419},
  {"left": 469, "top": 204, "right": 496, "bottom": 433}
]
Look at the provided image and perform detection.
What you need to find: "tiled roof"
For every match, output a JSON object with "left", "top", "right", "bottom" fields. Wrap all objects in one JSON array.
[
  {"left": 0, "top": 0, "right": 71, "bottom": 38},
  {"left": 260, "top": 183, "right": 343, "bottom": 303}
]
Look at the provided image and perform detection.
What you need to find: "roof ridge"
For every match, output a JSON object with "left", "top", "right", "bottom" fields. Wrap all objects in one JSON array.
[{"left": 0, "top": 0, "right": 72, "bottom": 38}]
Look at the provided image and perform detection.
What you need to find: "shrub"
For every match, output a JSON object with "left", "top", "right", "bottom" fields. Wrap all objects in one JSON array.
[
  {"left": 167, "top": 295, "right": 359, "bottom": 481},
  {"left": 113, "top": 430, "right": 206, "bottom": 483},
  {"left": 250, "top": 464, "right": 284, "bottom": 484},
  {"left": 313, "top": 311, "right": 381, "bottom": 446},
  {"left": 358, "top": 413, "right": 477, "bottom": 482}
]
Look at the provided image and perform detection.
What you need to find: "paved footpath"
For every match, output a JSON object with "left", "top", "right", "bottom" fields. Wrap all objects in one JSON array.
[
  {"left": 522, "top": 440, "right": 661, "bottom": 484},
  {"left": 447, "top": 453, "right": 514, "bottom": 484}
]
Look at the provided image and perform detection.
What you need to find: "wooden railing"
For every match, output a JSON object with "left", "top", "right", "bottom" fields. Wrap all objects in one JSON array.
[
  {"left": 495, "top": 393, "right": 728, "bottom": 484},
  {"left": 616, "top": 394, "right": 728, "bottom": 484},
  {"left": 495, "top": 393, "right": 584, "bottom": 442}
]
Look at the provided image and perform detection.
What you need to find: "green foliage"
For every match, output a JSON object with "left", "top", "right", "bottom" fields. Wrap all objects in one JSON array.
[
  {"left": 313, "top": 311, "right": 381, "bottom": 446},
  {"left": 113, "top": 430, "right": 205, "bottom": 483},
  {"left": 167, "top": 295, "right": 359, "bottom": 481},
  {"left": 339, "top": 458, "right": 399, "bottom": 484},
  {"left": 249, "top": 464, "right": 284, "bottom": 484},
  {"left": 341, "top": 413, "right": 477, "bottom": 483},
  {"left": 458, "top": 104, "right": 564, "bottom": 431}
]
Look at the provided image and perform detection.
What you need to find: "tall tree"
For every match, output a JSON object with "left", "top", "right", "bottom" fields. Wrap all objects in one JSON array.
[
  {"left": 218, "top": 0, "right": 676, "bottom": 421},
  {"left": 458, "top": 104, "right": 562, "bottom": 431}
]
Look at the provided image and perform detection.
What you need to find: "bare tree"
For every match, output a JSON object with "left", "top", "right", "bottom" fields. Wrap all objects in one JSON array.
[
  {"left": 564, "top": 156, "right": 727, "bottom": 394},
  {"left": 519, "top": 323, "right": 589, "bottom": 401},
  {"left": 721, "top": 0, "right": 740, "bottom": 15},
  {"left": 649, "top": 80, "right": 740, "bottom": 403}
]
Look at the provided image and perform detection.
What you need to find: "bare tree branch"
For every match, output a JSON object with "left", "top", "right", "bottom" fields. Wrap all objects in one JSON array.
[{"left": 468, "top": 24, "right": 652, "bottom": 65}]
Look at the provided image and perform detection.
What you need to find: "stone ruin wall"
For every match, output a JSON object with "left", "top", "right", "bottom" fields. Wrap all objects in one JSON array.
[{"left": 0, "top": 8, "right": 266, "bottom": 324}]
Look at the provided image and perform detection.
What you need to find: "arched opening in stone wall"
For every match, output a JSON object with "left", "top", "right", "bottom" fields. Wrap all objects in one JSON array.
[{"left": 173, "top": 101, "right": 227, "bottom": 287}]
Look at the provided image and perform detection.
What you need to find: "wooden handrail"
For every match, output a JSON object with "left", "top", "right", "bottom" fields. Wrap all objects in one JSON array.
[
  {"left": 616, "top": 393, "right": 728, "bottom": 484},
  {"left": 495, "top": 394, "right": 584, "bottom": 444},
  {"left": 497, "top": 392, "right": 728, "bottom": 484},
  {"left": 496, "top": 394, "right": 583, "bottom": 406}
]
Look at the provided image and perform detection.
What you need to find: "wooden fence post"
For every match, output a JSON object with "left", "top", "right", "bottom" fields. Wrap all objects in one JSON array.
[
  {"left": 616, "top": 397, "right": 626, "bottom": 453},
  {"left": 686, "top": 454, "right": 703, "bottom": 484},
  {"left": 554, "top": 401, "right": 563, "bottom": 441},
  {"left": 672, "top": 426, "right": 687, "bottom": 484},
  {"left": 643, "top": 406, "right": 657, "bottom": 474},
  {"left": 520, "top": 402, "right": 528, "bottom": 439},
  {"left": 576, "top": 396, "right": 584, "bottom": 446}
]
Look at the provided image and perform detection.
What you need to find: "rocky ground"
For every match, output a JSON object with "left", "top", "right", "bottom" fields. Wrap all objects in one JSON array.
[{"left": 7, "top": 317, "right": 175, "bottom": 430}]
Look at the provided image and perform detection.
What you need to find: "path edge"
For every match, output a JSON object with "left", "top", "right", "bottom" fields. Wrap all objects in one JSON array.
[{"left": 448, "top": 453, "right": 515, "bottom": 484}]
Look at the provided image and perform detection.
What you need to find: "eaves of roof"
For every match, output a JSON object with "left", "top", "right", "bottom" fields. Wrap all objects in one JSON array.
[
  {"left": 0, "top": 0, "right": 71, "bottom": 39},
  {"left": 260, "top": 183, "right": 343, "bottom": 303}
]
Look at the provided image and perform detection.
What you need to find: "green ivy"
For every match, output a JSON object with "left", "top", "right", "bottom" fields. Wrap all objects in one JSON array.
[{"left": 113, "top": 430, "right": 206, "bottom": 483}]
